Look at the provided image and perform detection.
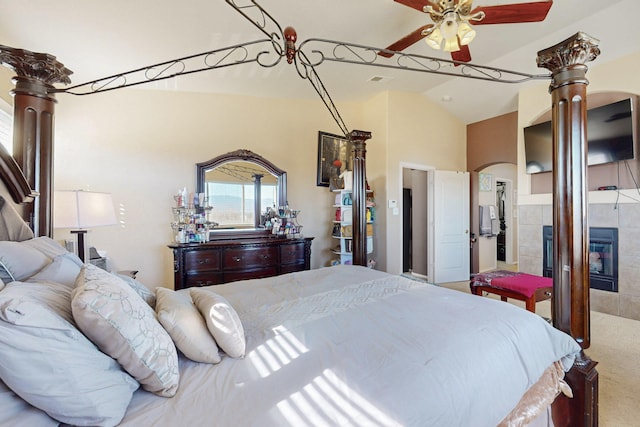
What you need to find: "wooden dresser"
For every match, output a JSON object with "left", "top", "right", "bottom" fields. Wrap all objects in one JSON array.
[{"left": 169, "top": 235, "right": 313, "bottom": 290}]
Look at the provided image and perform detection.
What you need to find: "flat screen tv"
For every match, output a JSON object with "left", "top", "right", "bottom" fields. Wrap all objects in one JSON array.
[{"left": 524, "top": 98, "right": 635, "bottom": 174}]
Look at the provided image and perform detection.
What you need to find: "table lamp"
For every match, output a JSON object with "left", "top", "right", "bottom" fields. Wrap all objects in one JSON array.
[{"left": 54, "top": 190, "right": 117, "bottom": 262}]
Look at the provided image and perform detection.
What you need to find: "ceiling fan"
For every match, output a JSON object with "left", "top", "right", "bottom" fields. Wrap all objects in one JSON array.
[{"left": 380, "top": 0, "right": 553, "bottom": 62}]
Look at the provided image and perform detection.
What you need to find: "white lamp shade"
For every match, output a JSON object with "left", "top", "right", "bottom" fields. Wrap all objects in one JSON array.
[{"left": 54, "top": 190, "right": 117, "bottom": 229}]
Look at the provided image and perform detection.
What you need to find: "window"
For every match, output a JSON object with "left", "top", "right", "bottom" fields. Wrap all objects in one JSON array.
[{"left": 0, "top": 99, "right": 12, "bottom": 155}]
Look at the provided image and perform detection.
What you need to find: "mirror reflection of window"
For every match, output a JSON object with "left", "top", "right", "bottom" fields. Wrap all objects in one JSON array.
[
  {"left": 204, "top": 161, "right": 278, "bottom": 228},
  {"left": 206, "top": 182, "right": 277, "bottom": 227}
]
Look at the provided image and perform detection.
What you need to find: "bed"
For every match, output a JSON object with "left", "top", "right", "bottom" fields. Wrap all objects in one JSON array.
[
  {"left": 0, "top": 222, "right": 580, "bottom": 426},
  {"left": 0, "top": 27, "right": 599, "bottom": 426}
]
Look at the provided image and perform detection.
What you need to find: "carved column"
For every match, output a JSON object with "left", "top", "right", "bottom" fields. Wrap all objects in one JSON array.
[
  {"left": 537, "top": 32, "right": 599, "bottom": 347},
  {"left": 0, "top": 45, "right": 72, "bottom": 236},
  {"left": 537, "top": 32, "right": 600, "bottom": 427},
  {"left": 349, "top": 130, "right": 371, "bottom": 266}
]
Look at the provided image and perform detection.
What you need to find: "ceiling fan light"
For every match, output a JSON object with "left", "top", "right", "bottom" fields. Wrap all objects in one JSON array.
[
  {"left": 457, "top": 22, "right": 476, "bottom": 46},
  {"left": 425, "top": 28, "right": 444, "bottom": 50},
  {"left": 443, "top": 37, "right": 460, "bottom": 52},
  {"left": 440, "top": 13, "right": 459, "bottom": 40}
]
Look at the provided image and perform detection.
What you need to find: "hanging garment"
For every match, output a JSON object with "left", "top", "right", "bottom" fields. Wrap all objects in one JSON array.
[{"left": 479, "top": 205, "right": 499, "bottom": 236}]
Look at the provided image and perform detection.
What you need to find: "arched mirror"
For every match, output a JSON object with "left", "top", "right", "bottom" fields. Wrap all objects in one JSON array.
[{"left": 196, "top": 149, "right": 287, "bottom": 229}]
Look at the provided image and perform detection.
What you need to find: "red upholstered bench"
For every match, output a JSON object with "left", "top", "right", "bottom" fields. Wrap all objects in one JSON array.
[{"left": 470, "top": 270, "right": 553, "bottom": 313}]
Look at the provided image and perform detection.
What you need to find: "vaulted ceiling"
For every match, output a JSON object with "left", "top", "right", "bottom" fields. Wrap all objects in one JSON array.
[{"left": 1, "top": 0, "right": 638, "bottom": 124}]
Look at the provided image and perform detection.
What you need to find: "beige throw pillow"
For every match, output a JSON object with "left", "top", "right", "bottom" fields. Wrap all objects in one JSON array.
[
  {"left": 190, "top": 288, "right": 246, "bottom": 358},
  {"left": 156, "top": 288, "right": 221, "bottom": 364},
  {"left": 72, "top": 265, "right": 179, "bottom": 397}
]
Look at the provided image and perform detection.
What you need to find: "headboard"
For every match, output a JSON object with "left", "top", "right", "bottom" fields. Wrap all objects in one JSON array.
[{"left": 0, "top": 142, "right": 36, "bottom": 240}]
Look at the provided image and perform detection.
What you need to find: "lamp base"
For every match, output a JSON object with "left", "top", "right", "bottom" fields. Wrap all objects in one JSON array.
[{"left": 70, "top": 229, "right": 88, "bottom": 263}]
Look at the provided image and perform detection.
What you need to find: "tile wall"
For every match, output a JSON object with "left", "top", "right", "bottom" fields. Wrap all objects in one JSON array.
[{"left": 519, "top": 203, "right": 640, "bottom": 321}]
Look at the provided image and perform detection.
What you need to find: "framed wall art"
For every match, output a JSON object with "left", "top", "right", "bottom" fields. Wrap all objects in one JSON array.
[
  {"left": 479, "top": 172, "right": 493, "bottom": 191},
  {"left": 316, "top": 131, "right": 352, "bottom": 187}
]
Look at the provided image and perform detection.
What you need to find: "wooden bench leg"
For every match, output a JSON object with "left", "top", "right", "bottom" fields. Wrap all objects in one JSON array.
[{"left": 525, "top": 297, "right": 536, "bottom": 313}]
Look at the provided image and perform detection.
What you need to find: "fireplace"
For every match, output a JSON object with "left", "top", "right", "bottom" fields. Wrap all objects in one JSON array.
[{"left": 542, "top": 226, "right": 618, "bottom": 292}]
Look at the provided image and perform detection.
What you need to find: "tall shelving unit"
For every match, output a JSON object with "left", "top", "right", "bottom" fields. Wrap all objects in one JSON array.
[{"left": 330, "top": 189, "right": 374, "bottom": 265}]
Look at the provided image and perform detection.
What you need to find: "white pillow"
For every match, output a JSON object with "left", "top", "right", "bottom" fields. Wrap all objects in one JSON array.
[
  {"left": 156, "top": 288, "right": 221, "bottom": 364},
  {"left": 0, "top": 285, "right": 138, "bottom": 426},
  {"left": 22, "top": 236, "right": 72, "bottom": 259},
  {"left": 0, "top": 379, "right": 57, "bottom": 427},
  {"left": 27, "top": 252, "right": 83, "bottom": 288},
  {"left": 190, "top": 288, "right": 246, "bottom": 358},
  {"left": 0, "top": 240, "right": 50, "bottom": 283},
  {"left": 72, "top": 264, "right": 180, "bottom": 397}
]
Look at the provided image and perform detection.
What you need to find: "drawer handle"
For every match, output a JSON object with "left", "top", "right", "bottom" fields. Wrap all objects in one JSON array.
[
  {"left": 233, "top": 257, "right": 241, "bottom": 262},
  {"left": 198, "top": 259, "right": 211, "bottom": 265},
  {"left": 196, "top": 281, "right": 214, "bottom": 287},
  {"left": 262, "top": 255, "right": 271, "bottom": 259}
]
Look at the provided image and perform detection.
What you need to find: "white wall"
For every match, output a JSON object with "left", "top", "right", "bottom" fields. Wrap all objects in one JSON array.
[
  {"left": 382, "top": 92, "right": 467, "bottom": 275},
  {"left": 47, "top": 89, "right": 362, "bottom": 287},
  {"left": 0, "top": 73, "right": 468, "bottom": 287}
]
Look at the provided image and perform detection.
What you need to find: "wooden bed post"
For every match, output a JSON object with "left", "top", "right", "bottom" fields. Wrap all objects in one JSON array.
[
  {"left": 349, "top": 130, "right": 371, "bottom": 267},
  {"left": 537, "top": 32, "right": 600, "bottom": 426},
  {"left": 0, "top": 45, "right": 72, "bottom": 237}
]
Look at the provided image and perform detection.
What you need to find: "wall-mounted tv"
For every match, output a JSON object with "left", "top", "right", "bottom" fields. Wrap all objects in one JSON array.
[{"left": 524, "top": 98, "right": 636, "bottom": 174}]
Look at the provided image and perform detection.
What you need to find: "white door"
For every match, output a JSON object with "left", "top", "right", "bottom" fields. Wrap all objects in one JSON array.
[{"left": 431, "top": 170, "right": 470, "bottom": 284}]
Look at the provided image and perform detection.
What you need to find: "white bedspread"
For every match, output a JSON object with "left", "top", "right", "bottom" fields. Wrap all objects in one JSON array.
[{"left": 120, "top": 266, "right": 580, "bottom": 427}]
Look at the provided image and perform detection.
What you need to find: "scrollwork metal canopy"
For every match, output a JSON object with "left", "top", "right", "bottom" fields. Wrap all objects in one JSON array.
[{"left": 2, "top": 0, "right": 552, "bottom": 138}]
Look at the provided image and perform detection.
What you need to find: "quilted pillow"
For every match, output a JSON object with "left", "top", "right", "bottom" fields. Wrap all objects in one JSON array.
[
  {"left": 72, "top": 264, "right": 179, "bottom": 397},
  {"left": 0, "top": 281, "right": 139, "bottom": 426},
  {"left": 156, "top": 288, "right": 221, "bottom": 364},
  {"left": 190, "top": 288, "right": 246, "bottom": 358},
  {"left": 0, "top": 240, "right": 50, "bottom": 283}
]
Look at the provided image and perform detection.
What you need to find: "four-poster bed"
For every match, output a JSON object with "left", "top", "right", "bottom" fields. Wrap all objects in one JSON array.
[{"left": 0, "top": 1, "right": 599, "bottom": 424}]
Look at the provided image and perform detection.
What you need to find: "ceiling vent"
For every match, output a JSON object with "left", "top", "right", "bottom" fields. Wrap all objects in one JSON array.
[{"left": 367, "top": 76, "right": 393, "bottom": 83}]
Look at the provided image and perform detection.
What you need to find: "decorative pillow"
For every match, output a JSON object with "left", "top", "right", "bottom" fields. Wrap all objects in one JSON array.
[
  {"left": 156, "top": 288, "right": 221, "bottom": 364},
  {"left": 0, "top": 283, "right": 139, "bottom": 426},
  {"left": 0, "top": 240, "right": 50, "bottom": 283},
  {"left": 27, "top": 252, "right": 83, "bottom": 288},
  {"left": 190, "top": 288, "right": 246, "bottom": 358},
  {"left": 117, "top": 273, "right": 156, "bottom": 308},
  {"left": 72, "top": 264, "right": 180, "bottom": 397}
]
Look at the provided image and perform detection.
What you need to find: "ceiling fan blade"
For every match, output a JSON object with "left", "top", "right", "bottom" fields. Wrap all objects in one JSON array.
[
  {"left": 451, "top": 44, "right": 472, "bottom": 63},
  {"left": 393, "top": 0, "right": 435, "bottom": 13},
  {"left": 471, "top": 1, "right": 552, "bottom": 25},
  {"left": 378, "top": 25, "right": 434, "bottom": 58}
]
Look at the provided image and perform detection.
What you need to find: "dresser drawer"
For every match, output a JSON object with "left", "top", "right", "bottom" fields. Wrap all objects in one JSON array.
[
  {"left": 185, "top": 272, "right": 224, "bottom": 287},
  {"left": 223, "top": 246, "right": 278, "bottom": 270},
  {"left": 184, "top": 250, "right": 221, "bottom": 272},
  {"left": 280, "top": 243, "right": 305, "bottom": 265}
]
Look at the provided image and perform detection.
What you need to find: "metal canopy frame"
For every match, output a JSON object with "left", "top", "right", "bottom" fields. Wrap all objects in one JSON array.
[{"left": 53, "top": 0, "right": 552, "bottom": 137}]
